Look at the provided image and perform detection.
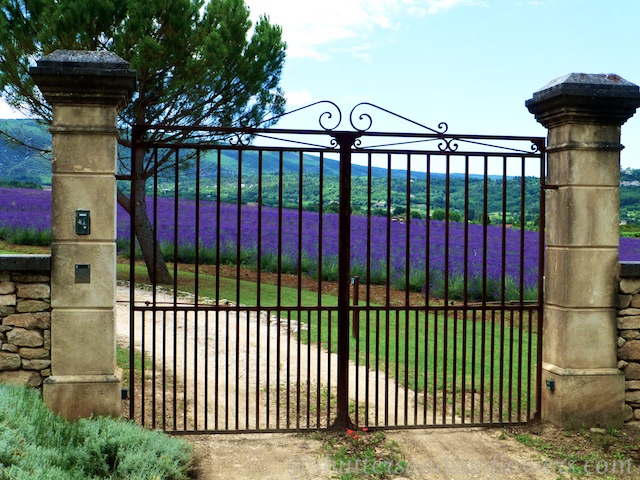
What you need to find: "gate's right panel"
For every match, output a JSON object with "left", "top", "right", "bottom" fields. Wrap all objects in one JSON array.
[{"left": 346, "top": 137, "right": 545, "bottom": 429}]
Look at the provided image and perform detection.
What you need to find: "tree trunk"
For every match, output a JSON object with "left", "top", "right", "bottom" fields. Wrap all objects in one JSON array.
[
  {"left": 132, "top": 179, "right": 173, "bottom": 285},
  {"left": 117, "top": 140, "right": 173, "bottom": 285}
]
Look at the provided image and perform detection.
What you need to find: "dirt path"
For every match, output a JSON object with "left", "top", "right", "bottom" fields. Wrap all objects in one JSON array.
[
  {"left": 115, "top": 285, "right": 556, "bottom": 479},
  {"left": 115, "top": 284, "right": 421, "bottom": 430}
]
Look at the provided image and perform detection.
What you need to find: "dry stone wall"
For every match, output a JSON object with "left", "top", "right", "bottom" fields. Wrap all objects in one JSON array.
[
  {"left": 0, "top": 255, "right": 51, "bottom": 388},
  {"left": 618, "top": 262, "right": 640, "bottom": 424}
]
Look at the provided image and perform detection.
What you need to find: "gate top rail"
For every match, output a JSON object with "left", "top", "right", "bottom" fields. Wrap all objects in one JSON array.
[{"left": 131, "top": 101, "right": 545, "bottom": 155}]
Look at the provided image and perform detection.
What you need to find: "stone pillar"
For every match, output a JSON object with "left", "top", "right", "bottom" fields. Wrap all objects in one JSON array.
[
  {"left": 526, "top": 73, "right": 640, "bottom": 428},
  {"left": 30, "top": 51, "right": 136, "bottom": 420}
]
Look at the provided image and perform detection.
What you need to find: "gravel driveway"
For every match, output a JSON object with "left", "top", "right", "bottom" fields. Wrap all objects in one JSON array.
[{"left": 115, "top": 284, "right": 555, "bottom": 479}]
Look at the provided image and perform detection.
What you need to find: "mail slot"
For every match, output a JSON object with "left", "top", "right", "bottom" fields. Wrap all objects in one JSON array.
[{"left": 75, "top": 264, "right": 90, "bottom": 283}]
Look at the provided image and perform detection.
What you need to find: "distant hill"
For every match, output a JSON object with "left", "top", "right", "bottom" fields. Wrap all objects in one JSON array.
[
  {"left": 0, "top": 118, "right": 422, "bottom": 184},
  {"left": 0, "top": 119, "right": 51, "bottom": 187}
]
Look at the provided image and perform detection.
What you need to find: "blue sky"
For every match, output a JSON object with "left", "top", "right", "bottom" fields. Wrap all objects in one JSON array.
[
  {"left": 0, "top": 0, "right": 637, "bottom": 170},
  {"left": 245, "top": 0, "right": 640, "bottom": 169}
]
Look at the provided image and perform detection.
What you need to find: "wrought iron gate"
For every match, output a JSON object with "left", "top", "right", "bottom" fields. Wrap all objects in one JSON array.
[{"left": 122, "top": 103, "right": 545, "bottom": 433}]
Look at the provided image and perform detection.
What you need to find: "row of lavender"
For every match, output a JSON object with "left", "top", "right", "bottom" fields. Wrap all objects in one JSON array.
[
  {"left": 4, "top": 187, "right": 640, "bottom": 301},
  {"left": 128, "top": 194, "right": 543, "bottom": 301}
]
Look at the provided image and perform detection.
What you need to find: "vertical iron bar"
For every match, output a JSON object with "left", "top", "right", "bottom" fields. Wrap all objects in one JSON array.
[
  {"left": 414, "top": 309, "right": 419, "bottom": 425},
  {"left": 492, "top": 156, "right": 507, "bottom": 422},
  {"left": 385, "top": 152, "right": 392, "bottom": 427},
  {"left": 215, "top": 148, "right": 222, "bottom": 430},
  {"left": 375, "top": 310, "right": 381, "bottom": 426},
  {"left": 423, "top": 306, "right": 429, "bottom": 425},
  {"left": 173, "top": 309, "right": 178, "bottom": 429},
  {"left": 194, "top": 149, "right": 201, "bottom": 431},
  {"left": 141, "top": 311, "right": 146, "bottom": 427},
  {"left": 316, "top": 307, "right": 322, "bottom": 428},
  {"left": 536, "top": 143, "right": 546, "bottom": 420},
  {"left": 327, "top": 311, "right": 332, "bottom": 426},
  {"left": 286, "top": 310, "right": 291, "bottom": 429},
  {"left": 317, "top": 152, "right": 325, "bottom": 428},
  {"left": 353, "top": 276, "right": 360, "bottom": 427},
  {"left": 162, "top": 311, "right": 167, "bottom": 430},
  {"left": 276, "top": 150, "right": 284, "bottom": 429},
  {"left": 452, "top": 308, "right": 458, "bottom": 424},
  {"left": 366, "top": 153, "right": 372, "bottom": 426},
  {"left": 128, "top": 127, "right": 139, "bottom": 422},
  {"left": 432, "top": 310, "right": 438, "bottom": 425},
  {"left": 508, "top": 309, "right": 514, "bottom": 423},
  {"left": 204, "top": 309, "right": 209, "bottom": 430},
  {"left": 471, "top": 308, "right": 477, "bottom": 424},
  {"left": 297, "top": 150, "right": 304, "bottom": 430},
  {"left": 442, "top": 154, "right": 451, "bottom": 424},
  {"left": 395, "top": 309, "right": 399, "bottom": 425},
  {"left": 170, "top": 149, "right": 180, "bottom": 428},
  {"left": 235, "top": 150, "right": 243, "bottom": 430},
  {"left": 527, "top": 309, "right": 533, "bottom": 421},
  {"left": 461, "top": 154, "right": 469, "bottom": 424},
  {"left": 335, "top": 132, "right": 357, "bottom": 429},
  {"left": 424, "top": 155, "right": 431, "bottom": 424},
  {"left": 404, "top": 154, "right": 411, "bottom": 426},
  {"left": 518, "top": 156, "right": 527, "bottom": 422},
  {"left": 425, "top": 156, "right": 431, "bottom": 305},
  {"left": 479, "top": 155, "right": 489, "bottom": 423},
  {"left": 225, "top": 311, "right": 232, "bottom": 430},
  {"left": 306, "top": 310, "right": 312, "bottom": 429},
  {"left": 256, "top": 150, "right": 263, "bottom": 428},
  {"left": 266, "top": 307, "right": 271, "bottom": 429}
]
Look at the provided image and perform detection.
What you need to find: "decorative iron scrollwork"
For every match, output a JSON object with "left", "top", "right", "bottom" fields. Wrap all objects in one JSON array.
[
  {"left": 349, "top": 102, "right": 449, "bottom": 134},
  {"left": 263, "top": 100, "right": 342, "bottom": 131},
  {"left": 316, "top": 101, "right": 342, "bottom": 131},
  {"left": 438, "top": 138, "right": 459, "bottom": 152},
  {"left": 228, "top": 132, "right": 251, "bottom": 146},
  {"left": 530, "top": 140, "right": 542, "bottom": 154}
]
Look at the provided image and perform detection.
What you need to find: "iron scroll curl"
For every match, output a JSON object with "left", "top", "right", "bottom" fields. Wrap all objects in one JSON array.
[
  {"left": 438, "top": 138, "right": 459, "bottom": 152},
  {"left": 349, "top": 102, "right": 449, "bottom": 134},
  {"left": 260, "top": 100, "right": 343, "bottom": 131}
]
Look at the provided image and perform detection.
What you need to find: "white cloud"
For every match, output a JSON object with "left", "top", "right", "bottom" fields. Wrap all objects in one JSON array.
[
  {"left": 246, "top": 0, "right": 396, "bottom": 60},
  {"left": 0, "top": 101, "right": 26, "bottom": 119},
  {"left": 423, "top": 0, "right": 484, "bottom": 14},
  {"left": 245, "top": 0, "right": 482, "bottom": 60},
  {"left": 285, "top": 89, "right": 316, "bottom": 107}
]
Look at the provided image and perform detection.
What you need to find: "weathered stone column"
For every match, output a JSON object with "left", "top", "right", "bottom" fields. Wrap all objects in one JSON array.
[
  {"left": 30, "top": 51, "right": 136, "bottom": 419},
  {"left": 527, "top": 73, "right": 640, "bottom": 428}
]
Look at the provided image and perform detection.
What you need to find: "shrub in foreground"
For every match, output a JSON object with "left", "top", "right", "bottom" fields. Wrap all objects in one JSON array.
[{"left": 0, "top": 384, "right": 193, "bottom": 479}]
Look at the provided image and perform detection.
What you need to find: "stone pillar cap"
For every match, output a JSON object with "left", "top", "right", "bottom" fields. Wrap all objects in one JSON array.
[
  {"left": 30, "top": 50, "right": 137, "bottom": 108},
  {"left": 526, "top": 73, "right": 640, "bottom": 127}
]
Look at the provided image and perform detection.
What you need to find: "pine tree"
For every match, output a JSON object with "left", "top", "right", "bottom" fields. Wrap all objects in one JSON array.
[{"left": 0, "top": 0, "right": 286, "bottom": 283}]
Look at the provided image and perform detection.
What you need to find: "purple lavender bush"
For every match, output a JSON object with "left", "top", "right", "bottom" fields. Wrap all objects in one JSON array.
[{"left": 4, "top": 186, "right": 640, "bottom": 302}]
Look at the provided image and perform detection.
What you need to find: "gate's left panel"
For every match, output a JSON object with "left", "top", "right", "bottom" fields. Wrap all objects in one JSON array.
[{"left": 123, "top": 126, "right": 339, "bottom": 433}]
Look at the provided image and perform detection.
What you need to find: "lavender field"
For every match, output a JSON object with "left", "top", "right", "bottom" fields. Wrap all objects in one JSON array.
[{"left": 4, "top": 186, "right": 640, "bottom": 301}]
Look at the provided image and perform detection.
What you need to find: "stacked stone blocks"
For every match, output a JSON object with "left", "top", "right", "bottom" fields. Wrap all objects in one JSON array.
[
  {"left": 0, "top": 268, "right": 51, "bottom": 387},
  {"left": 618, "top": 267, "right": 640, "bottom": 423}
]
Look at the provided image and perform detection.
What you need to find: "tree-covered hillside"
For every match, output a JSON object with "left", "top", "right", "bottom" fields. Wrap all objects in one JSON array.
[
  {"left": 2, "top": 118, "right": 640, "bottom": 228},
  {"left": 0, "top": 119, "right": 50, "bottom": 187}
]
